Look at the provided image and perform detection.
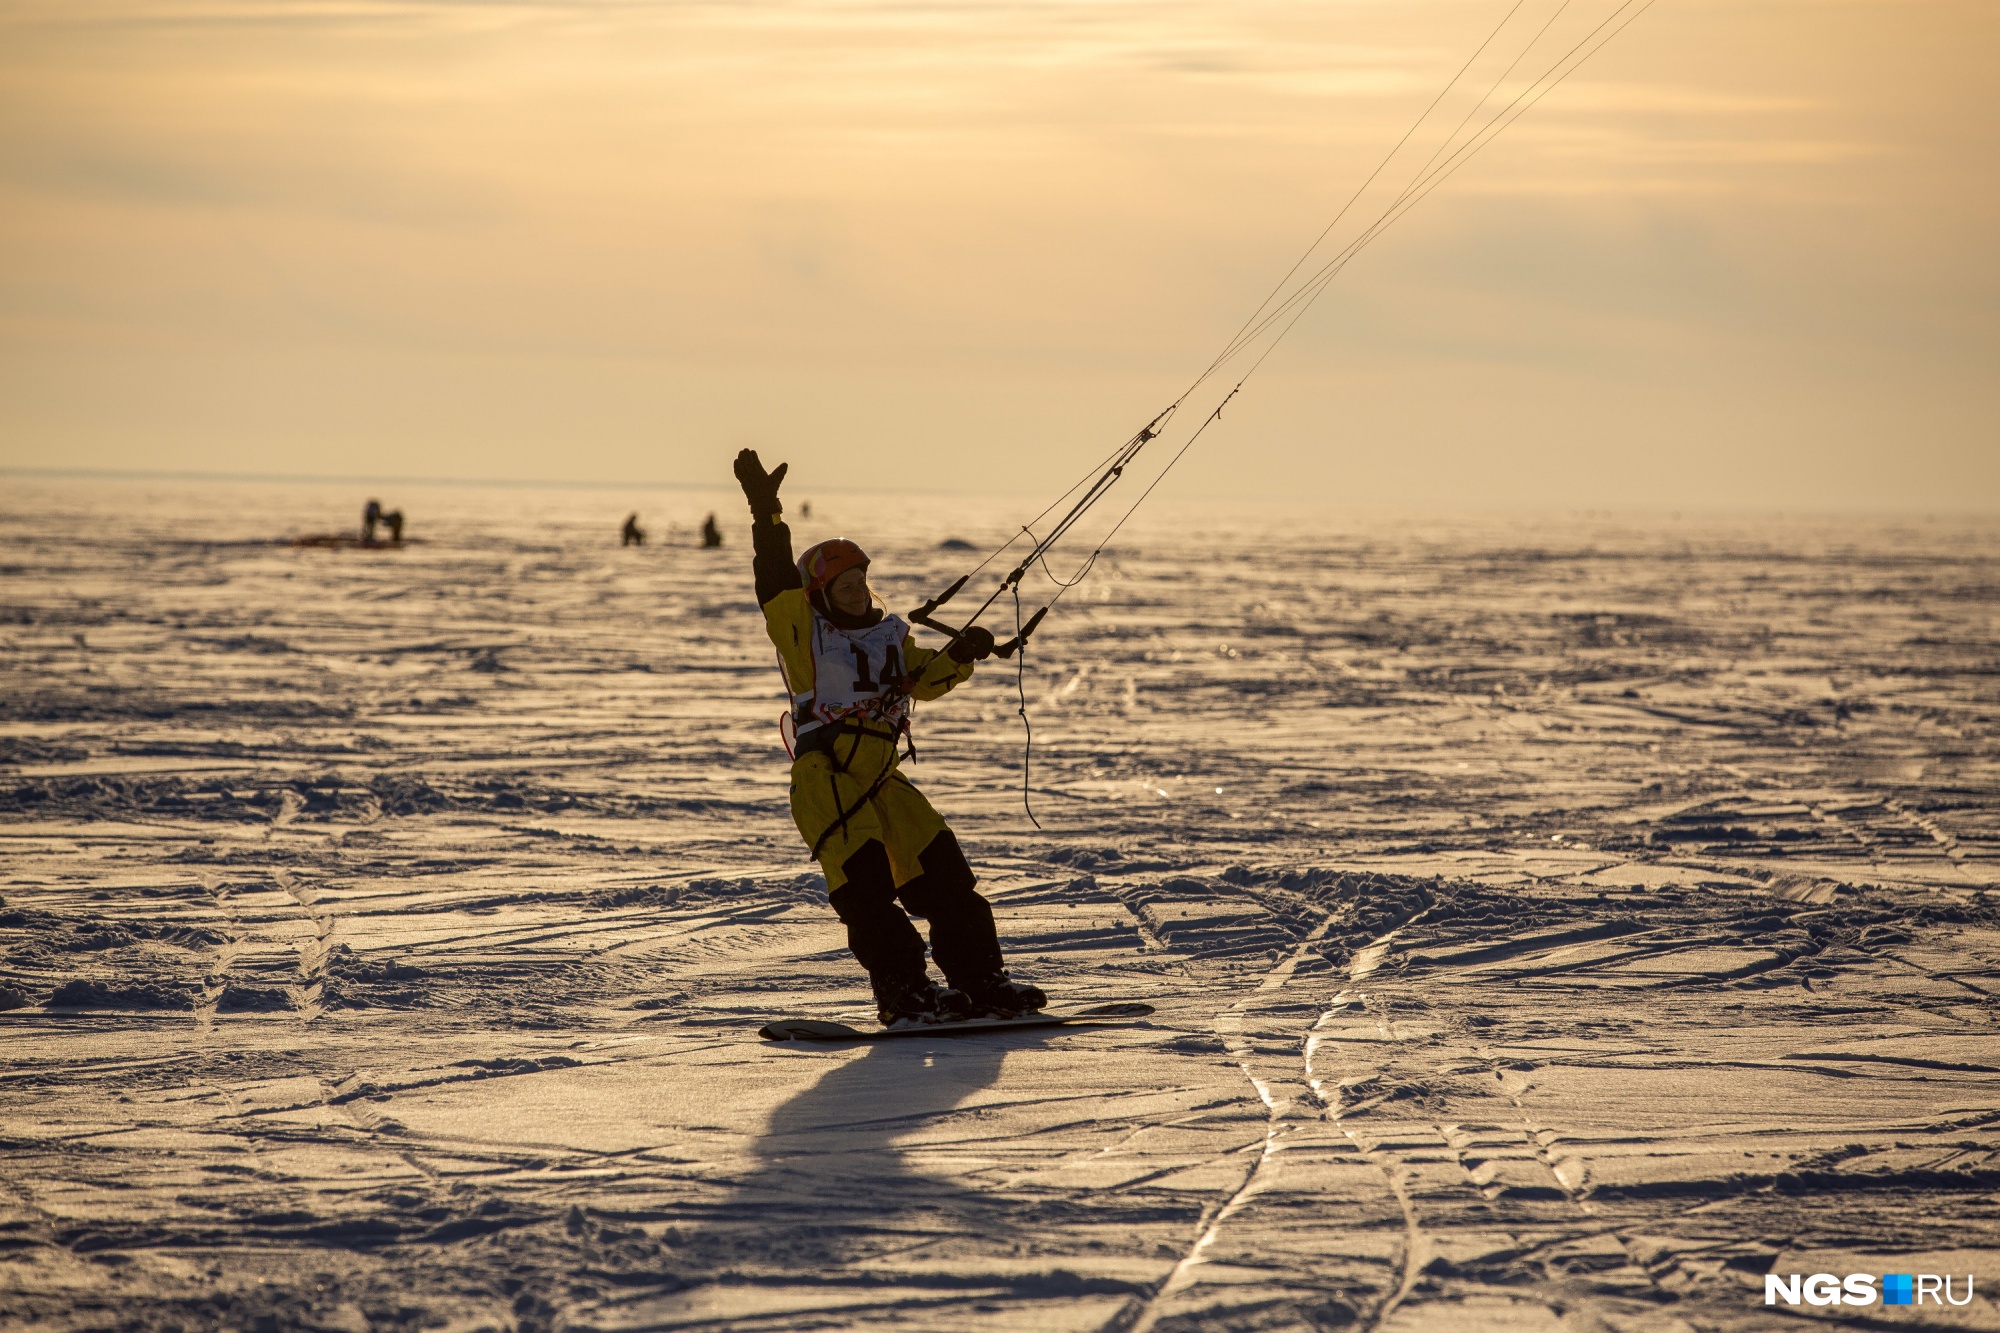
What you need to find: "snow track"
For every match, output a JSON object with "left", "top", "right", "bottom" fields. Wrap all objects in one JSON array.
[{"left": 3, "top": 483, "right": 1999, "bottom": 1329}]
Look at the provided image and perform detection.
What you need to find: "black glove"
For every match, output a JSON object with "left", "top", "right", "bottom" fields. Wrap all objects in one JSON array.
[
  {"left": 948, "top": 625, "right": 996, "bottom": 663},
  {"left": 733, "top": 449, "right": 788, "bottom": 519}
]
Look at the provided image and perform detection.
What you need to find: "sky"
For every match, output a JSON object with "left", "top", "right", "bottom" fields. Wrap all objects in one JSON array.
[{"left": 1, "top": 0, "right": 1995, "bottom": 510}]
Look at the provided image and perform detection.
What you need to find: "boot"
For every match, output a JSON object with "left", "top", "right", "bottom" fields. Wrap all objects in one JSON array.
[
  {"left": 874, "top": 976, "right": 974, "bottom": 1029},
  {"left": 960, "top": 973, "right": 1047, "bottom": 1018}
]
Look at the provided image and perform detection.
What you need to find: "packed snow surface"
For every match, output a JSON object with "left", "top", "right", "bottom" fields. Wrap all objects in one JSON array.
[{"left": 3, "top": 479, "right": 1999, "bottom": 1331}]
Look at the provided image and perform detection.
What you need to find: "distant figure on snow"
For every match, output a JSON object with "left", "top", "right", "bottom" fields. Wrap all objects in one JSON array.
[
  {"left": 361, "top": 499, "right": 404, "bottom": 546},
  {"left": 622, "top": 513, "right": 646, "bottom": 546},
  {"left": 701, "top": 513, "right": 723, "bottom": 548}
]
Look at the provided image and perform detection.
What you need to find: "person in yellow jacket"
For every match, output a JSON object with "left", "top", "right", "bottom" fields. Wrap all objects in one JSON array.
[{"left": 733, "top": 449, "right": 1047, "bottom": 1028}]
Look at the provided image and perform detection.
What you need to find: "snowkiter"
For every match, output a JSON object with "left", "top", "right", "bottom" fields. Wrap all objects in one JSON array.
[{"left": 733, "top": 448, "right": 1046, "bottom": 1028}]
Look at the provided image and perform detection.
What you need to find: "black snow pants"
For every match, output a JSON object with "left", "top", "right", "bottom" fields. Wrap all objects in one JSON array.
[{"left": 828, "top": 830, "right": 1003, "bottom": 994}]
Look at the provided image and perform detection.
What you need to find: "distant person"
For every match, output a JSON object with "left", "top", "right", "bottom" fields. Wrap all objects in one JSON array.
[
  {"left": 622, "top": 513, "right": 646, "bottom": 547},
  {"left": 799, "top": 501, "right": 811, "bottom": 519},
  {"left": 361, "top": 499, "right": 382, "bottom": 544},
  {"left": 383, "top": 509, "right": 404, "bottom": 544},
  {"left": 701, "top": 513, "right": 723, "bottom": 548}
]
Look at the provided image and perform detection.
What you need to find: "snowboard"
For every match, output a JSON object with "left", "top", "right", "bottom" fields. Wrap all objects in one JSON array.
[{"left": 759, "top": 1001, "right": 1154, "bottom": 1043}]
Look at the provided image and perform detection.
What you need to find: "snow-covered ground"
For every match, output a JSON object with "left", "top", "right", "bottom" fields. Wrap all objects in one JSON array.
[{"left": 3, "top": 477, "right": 1998, "bottom": 1332}]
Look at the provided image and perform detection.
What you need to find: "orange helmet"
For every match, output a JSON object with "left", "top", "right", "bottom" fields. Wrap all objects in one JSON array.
[{"left": 797, "top": 538, "right": 869, "bottom": 594}]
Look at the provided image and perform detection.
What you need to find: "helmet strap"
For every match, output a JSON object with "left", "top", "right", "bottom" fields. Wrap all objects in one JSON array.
[{"left": 811, "top": 589, "right": 883, "bottom": 630}]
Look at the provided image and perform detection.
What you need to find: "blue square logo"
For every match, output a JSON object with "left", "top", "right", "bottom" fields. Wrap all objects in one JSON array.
[{"left": 1883, "top": 1274, "right": 1914, "bottom": 1305}]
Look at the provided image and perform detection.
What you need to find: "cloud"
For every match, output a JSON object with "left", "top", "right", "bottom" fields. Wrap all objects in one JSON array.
[{"left": 0, "top": 0, "right": 1992, "bottom": 506}]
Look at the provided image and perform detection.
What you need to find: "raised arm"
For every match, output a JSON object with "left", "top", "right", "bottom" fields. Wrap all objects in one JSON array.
[
  {"left": 734, "top": 449, "right": 801, "bottom": 606},
  {"left": 735, "top": 449, "right": 815, "bottom": 690}
]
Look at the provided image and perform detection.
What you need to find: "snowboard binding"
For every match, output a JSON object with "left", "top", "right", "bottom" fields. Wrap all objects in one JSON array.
[
  {"left": 961, "top": 974, "right": 1048, "bottom": 1019},
  {"left": 875, "top": 978, "right": 974, "bottom": 1030}
]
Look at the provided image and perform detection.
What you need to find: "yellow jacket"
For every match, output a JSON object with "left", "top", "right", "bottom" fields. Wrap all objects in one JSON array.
[{"left": 753, "top": 514, "right": 974, "bottom": 790}]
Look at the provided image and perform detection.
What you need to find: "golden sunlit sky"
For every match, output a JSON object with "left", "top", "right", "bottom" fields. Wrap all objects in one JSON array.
[{"left": 2, "top": 0, "right": 1995, "bottom": 508}]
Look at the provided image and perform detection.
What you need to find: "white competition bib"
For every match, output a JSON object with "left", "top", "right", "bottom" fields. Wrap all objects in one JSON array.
[{"left": 795, "top": 613, "right": 912, "bottom": 735}]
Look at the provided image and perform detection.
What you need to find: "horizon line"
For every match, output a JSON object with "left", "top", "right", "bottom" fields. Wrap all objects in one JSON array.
[{"left": 4, "top": 466, "right": 1998, "bottom": 517}]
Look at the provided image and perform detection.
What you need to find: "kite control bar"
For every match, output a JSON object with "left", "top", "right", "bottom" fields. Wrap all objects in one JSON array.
[{"left": 909, "top": 575, "right": 1046, "bottom": 660}]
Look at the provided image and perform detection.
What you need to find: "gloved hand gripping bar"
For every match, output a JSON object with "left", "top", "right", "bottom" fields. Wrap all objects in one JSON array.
[{"left": 909, "top": 576, "right": 1044, "bottom": 659}]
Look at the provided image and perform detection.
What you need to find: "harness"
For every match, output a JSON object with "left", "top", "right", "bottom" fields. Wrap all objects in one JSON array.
[
  {"left": 777, "top": 610, "right": 924, "bottom": 859},
  {"left": 805, "top": 721, "right": 913, "bottom": 859}
]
